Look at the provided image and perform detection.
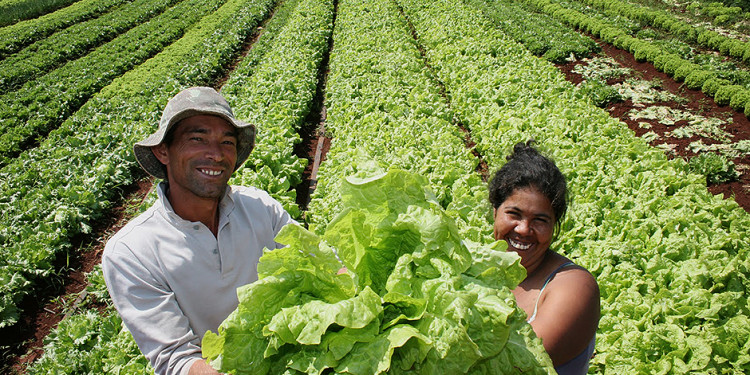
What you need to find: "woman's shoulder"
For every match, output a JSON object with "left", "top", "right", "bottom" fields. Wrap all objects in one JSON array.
[{"left": 545, "top": 253, "right": 599, "bottom": 300}]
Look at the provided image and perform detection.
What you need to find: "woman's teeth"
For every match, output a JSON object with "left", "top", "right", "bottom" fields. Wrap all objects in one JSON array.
[{"left": 508, "top": 238, "right": 532, "bottom": 250}]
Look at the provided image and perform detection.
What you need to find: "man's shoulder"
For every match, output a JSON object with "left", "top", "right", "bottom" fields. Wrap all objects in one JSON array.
[
  {"left": 228, "top": 185, "right": 294, "bottom": 225},
  {"left": 104, "top": 203, "right": 162, "bottom": 253},
  {"left": 229, "top": 184, "right": 279, "bottom": 205},
  {"left": 230, "top": 184, "right": 270, "bottom": 196}
]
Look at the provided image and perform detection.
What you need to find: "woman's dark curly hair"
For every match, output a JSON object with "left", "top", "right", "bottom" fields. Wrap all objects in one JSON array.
[{"left": 488, "top": 140, "right": 568, "bottom": 234}]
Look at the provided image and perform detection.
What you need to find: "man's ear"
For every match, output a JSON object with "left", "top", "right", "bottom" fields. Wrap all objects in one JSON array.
[{"left": 151, "top": 144, "right": 169, "bottom": 166}]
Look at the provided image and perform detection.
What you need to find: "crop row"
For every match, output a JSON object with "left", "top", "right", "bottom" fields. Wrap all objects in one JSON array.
[
  {"left": 299, "top": 0, "right": 553, "bottom": 372},
  {"left": 0, "top": 0, "right": 130, "bottom": 58},
  {"left": 0, "top": 0, "right": 181, "bottom": 91},
  {"left": 24, "top": 0, "right": 334, "bottom": 371},
  {"left": 518, "top": 0, "right": 750, "bottom": 118},
  {"left": 225, "top": 0, "right": 333, "bottom": 219},
  {"left": 306, "top": 0, "right": 489, "bottom": 242},
  {"left": 684, "top": 1, "right": 748, "bottom": 26},
  {"left": 397, "top": 0, "right": 750, "bottom": 372},
  {"left": 465, "top": 0, "right": 599, "bottom": 63},
  {"left": 0, "top": 0, "right": 78, "bottom": 27},
  {"left": 570, "top": 0, "right": 750, "bottom": 63},
  {"left": 0, "top": 0, "right": 276, "bottom": 331},
  {"left": 0, "top": 0, "right": 225, "bottom": 167}
]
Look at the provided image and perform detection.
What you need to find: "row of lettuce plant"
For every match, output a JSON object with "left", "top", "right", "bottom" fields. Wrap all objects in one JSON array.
[
  {"left": 0, "top": 0, "right": 277, "bottom": 332},
  {"left": 24, "top": 0, "right": 334, "bottom": 371},
  {"left": 224, "top": 0, "right": 334, "bottom": 219},
  {"left": 684, "top": 0, "right": 748, "bottom": 26},
  {"left": 0, "top": 0, "right": 129, "bottom": 58},
  {"left": 305, "top": 0, "right": 490, "bottom": 242},
  {"left": 569, "top": 0, "right": 750, "bottom": 63},
  {"left": 0, "top": 0, "right": 225, "bottom": 167},
  {"left": 518, "top": 0, "right": 750, "bottom": 118},
  {"left": 398, "top": 0, "right": 750, "bottom": 372},
  {"left": 555, "top": 0, "right": 750, "bottom": 92},
  {"left": 0, "top": 0, "right": 78, "bottom": 27},
  {"left": 0, "top": 0, "right": 182, "bottom": 92},
  {"left": 464, "top": 0, "right": 599, "bottom": 63}
]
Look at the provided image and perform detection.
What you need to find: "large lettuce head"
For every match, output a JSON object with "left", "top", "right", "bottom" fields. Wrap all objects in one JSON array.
[{"left": 203, "top": 168, "right": 554, "bottom": 374}]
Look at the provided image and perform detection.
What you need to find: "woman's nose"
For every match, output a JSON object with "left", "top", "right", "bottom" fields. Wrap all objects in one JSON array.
[{"left": 516, "top": 219, "right": 532, "bottom": 235}]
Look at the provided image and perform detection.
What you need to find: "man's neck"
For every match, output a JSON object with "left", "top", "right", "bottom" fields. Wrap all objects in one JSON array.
[{"left": 165, "top": 184, "right": 224, "bottom": 236}]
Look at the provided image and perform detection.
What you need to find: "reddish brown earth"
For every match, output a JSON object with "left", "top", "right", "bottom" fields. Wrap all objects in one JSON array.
[{"left": 557, "top": 41, "right": 750, "bottom": 213}]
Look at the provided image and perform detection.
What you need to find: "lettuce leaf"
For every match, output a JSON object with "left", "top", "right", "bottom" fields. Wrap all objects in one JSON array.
[{"left": 203, "top": 168, "right": 554, "bottom": 374}]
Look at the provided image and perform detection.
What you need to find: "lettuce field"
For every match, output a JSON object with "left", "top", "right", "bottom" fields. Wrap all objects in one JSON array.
[{"left": 1, "top": 0, "right": 750, "bottom": 373}]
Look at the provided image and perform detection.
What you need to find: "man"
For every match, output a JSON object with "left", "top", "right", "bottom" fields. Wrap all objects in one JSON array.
[{"left": 102, "top": 87, "right": 295, "bottom": 375}]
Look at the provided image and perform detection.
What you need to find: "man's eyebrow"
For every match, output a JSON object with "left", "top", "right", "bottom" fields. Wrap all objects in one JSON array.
[{"left": 183, "top": 126, "right": 207, "bottom": 134}]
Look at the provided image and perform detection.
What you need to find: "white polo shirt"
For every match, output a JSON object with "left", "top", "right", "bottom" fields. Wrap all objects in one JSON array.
[{"left": 102, "top": 182, "right": 294, "bottom": 375}]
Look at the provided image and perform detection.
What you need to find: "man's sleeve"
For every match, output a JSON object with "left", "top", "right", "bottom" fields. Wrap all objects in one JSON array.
[
  {"left": 264, "top": 193, "right": 297, "bottom": 249},
  {"left": 102, "top": 242, "right": 202, "bottom": 375}
]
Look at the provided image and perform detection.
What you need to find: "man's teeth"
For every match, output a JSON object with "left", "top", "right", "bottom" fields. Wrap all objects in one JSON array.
[
  {"left": 200, "top": 169, "right": 221, "bottom": 176},
  {"left": 508, "top": 239, "right": 532, "bottom": 250}
]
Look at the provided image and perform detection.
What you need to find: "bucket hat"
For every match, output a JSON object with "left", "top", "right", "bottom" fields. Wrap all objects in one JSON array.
[{"left": 134, "top": 87, "right": 256, "bottom": 179}]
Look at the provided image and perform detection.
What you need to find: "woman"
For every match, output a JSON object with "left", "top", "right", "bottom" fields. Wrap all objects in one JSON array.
[{"left": 489, "top": 141, "right": 600, "bottom": 375}]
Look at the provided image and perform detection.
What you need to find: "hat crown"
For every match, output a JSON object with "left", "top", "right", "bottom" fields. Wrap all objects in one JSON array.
[{"left": 159, "top": 87, "right": 234, "bottom": 130}]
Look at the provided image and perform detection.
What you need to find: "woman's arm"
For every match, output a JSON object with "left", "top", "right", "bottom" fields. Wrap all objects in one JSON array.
[{"left": 527, "top": 267, "right": 600, "bottom": 366}]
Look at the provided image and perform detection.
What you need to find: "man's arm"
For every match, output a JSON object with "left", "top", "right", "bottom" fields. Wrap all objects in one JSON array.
[{"left": 102, "top": 242, "right": 204, "bottom": 375}]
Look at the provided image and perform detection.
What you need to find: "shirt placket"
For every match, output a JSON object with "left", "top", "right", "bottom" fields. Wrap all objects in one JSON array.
[{"left": 190, "top": 222, "right": 221, "bottom": 271}]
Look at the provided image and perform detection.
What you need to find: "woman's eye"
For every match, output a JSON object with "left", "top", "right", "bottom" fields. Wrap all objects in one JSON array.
[{"left": 534, "top": 217, "right": 549, "bottom": 224}]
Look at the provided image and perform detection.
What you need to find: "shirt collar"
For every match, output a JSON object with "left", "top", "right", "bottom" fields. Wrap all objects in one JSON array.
[{"left": 156, "top": 182, "right": 235, "bottom": 227}]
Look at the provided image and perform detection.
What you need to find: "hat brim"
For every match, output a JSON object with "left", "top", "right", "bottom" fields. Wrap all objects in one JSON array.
[{"left": 134, "top": 110, "right": 256, "bottom": 179}]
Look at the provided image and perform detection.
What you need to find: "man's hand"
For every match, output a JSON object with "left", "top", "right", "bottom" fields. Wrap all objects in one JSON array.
[{"left": 189, "top": 359, "right": 222, "bottom": 375}]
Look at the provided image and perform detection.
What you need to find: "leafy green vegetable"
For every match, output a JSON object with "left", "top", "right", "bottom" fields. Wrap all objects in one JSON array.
[
  {"left": 686, "top": 153, "right": 739, "bottom": 184},
  {"left": 203, "top": 169, "right": 554, "bottom": 374}
]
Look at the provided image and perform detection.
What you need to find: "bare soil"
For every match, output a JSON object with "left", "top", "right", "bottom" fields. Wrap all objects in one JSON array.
[{"left": 556, "top": 40, "right": 750, "bottom": 213}]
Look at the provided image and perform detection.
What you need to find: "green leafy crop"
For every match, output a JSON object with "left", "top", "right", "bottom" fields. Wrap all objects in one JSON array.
[
  {"left": 203, "top": 169, "right": 554, "bottom": 374},
  {"left": 687, "top": 153, "right": 740, "bottom": 184}
]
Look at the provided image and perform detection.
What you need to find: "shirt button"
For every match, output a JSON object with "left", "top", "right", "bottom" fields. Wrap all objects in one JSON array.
[
  {"left": 213, "top": 249, "right": 219, "bottom": 254},
  {"left": 193, "top": 225, "right": 200, "bottom": 230}
]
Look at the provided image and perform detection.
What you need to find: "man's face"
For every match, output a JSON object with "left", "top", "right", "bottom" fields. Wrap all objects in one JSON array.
[{"left": 152, "top": 115, "right": 238, "bottom": 201}]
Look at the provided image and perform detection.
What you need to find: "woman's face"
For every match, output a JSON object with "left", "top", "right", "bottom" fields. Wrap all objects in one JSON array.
[{"left": 493, "top": 187, "right": 556, "bottom": 270}]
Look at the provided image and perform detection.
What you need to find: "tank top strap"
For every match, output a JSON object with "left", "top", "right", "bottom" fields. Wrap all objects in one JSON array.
[{"left": 526, "top": 261, "right": 576, "bottom": 323}]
